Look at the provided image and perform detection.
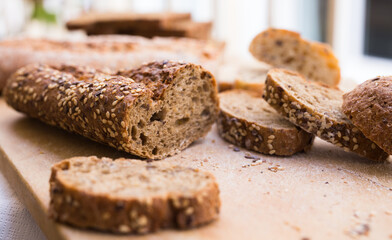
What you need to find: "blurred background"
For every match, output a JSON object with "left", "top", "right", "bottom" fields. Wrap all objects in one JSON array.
[{"left": 0, "top": 0, "right": 392, "bottom": 82}]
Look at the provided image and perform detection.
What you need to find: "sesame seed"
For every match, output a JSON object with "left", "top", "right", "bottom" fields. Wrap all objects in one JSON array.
[
  {"left": 343, "top": 136, "right": 349, "bottom": 141},
  {"left": 353, "top": 144, "right": 359, "bottom": 150},
  {"left": 371, "top": 143, "right": 376, "bottom": 149},
  {"left": 121, "top": 121, "right": 126, "bottom": 128},
  {"left": 269, "top": 150, "right": 276, "bottom": 154},
  {"left": 106, "top": 111, "right": 110, "bottom": 118}
]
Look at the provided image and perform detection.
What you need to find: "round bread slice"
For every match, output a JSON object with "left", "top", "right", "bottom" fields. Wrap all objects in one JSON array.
[
  {"left": 249, "top": 28, "right": 341, "bottom": 87},
  {"left": 343, "top": 76, "right": 392, "bottom": 155},
  {"left": 217, "top": 90, "right": 314, "bottom": 156},
  {"left": 264, "top": 68, "right": 389, "bottom": 161},
  {"left": 49, "top": 156, "right": 220, "bottom": 234}
]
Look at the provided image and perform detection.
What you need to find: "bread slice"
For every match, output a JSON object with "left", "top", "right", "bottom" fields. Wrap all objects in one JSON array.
[
  {"left": 217, "top": 61, "right": 269, "bottom": 94},
  {"left": 4, "top": 61, "right": 219, "bottom": 159},
  {"left": 263, "top": 68, "right": 389, "bottom": 161},
  {"left": 249, "top": 28, "right": 340, "bottom": 87},
  {"left": 233, "top": 67, "right": 267, "bottom": 94},
  {"left": 217, "top": 90, "right": 314, "bottom": 156},
  {"left": 49, "top": 156, "right": 220, "bottom": 234},
  {"left": 343, "top": 76, "right": 392, "bottom": 155}
]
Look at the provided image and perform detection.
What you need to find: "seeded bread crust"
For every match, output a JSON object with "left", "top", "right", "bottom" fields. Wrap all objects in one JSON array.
[
  {"left": 3, "top": 61, "right": 219, "bottom": 159},
  {"left": 263, "top": 69, "right": 388, "bottom": 161},
  {"left": 249, "top": 28, "right": 340, "bottom": 87},
  {"left": 49, "top": 156, "right": 220, "bottom": 234},
  {"left": 217, "top": 90, "right": 314, "bottom": 156},
  {"left": 0, "top": 36, "right": 224, "bottom": 91},
  {"left": 343, "top": 76, "right": 392, "bottom": 155}
]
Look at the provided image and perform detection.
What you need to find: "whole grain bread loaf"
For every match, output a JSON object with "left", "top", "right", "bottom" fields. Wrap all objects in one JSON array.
[
  {"left": 217, "top": 90, "right": 314, "bottom": 156},
  {"left": 263, "top": 68, "right": 388, "bottom": 161},
  {"left": 343, "top": 76, "right": 392, "bottom": 155},
  {"left": 4, "top": 61, "right": 219, "bottom": 159},
  {"left": 249, "top": 28, "right": 340, "bottom": 87},
  {"left": 49, "top": 156, "right": 220, "bottom": 234},
  {"left": 0, "top": 36, "right": 224, "bottom": 91}
]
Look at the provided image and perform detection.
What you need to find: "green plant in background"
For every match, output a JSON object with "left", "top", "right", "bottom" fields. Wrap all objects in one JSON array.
[{"left": 31, "top": 0, "right": 56, "bottom": 23}]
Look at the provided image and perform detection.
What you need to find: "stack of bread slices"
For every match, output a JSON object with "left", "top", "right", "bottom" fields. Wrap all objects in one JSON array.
[{"left": 217, "top": 28, "right": 389, "bottom": 162}]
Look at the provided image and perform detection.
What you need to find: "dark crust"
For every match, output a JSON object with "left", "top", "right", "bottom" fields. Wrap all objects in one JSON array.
[
  {"left": 342, "top": 77, "right": 392, "bottom": 155},
  {"left": 117, "top": 61, "right": 189, "bottom": 100},
  {"left": 217, "top": 111, "right": 314, "bottom": 156},
  {"left": 3, "top": 61, "right": 219, "bottom": 159},
  {"left": 49, "top": 157, "right": 220, "bottom": 234},
  {"left": 216, "top": 94, "right": 314, "bottom": 156},
  {"left": 263, "top": 69, "right": 389, "bottom": 161}
]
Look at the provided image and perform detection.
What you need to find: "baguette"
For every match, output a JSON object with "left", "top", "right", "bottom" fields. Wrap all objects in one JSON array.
[
  {"left": 249, "top": 28, "right": 340, "bottom": 87},
  {"left": 263, "top": 68, "right": 388, "bottom": 161},
  {"left": 4, "top": 61, "right": 219, "bottom": 159},
  {"left": 0, "top": 36, "right": 224, "bottom": 91},
  {"left": 217, "top": 90, "right": 314, "bottom": 156},
  {"left": 49, "top": 156, "right": 220, "bottom": 234}
]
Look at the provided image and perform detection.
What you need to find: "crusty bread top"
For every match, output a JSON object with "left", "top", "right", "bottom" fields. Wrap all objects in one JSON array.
[
  {"left": 116, "top": 61, "right": 215, "bottom": 100},
  {"left": 219, "top": 89, "right": 297, "bottom": 129},
  {"left": 249, "top": 28, "right": 340, "bottom": 87},
  {"left": 51, "top": 156, "right": 216, "bottom": 199},
  {"left": 342, "top": 76, "right": 392, "bottom": 154}
]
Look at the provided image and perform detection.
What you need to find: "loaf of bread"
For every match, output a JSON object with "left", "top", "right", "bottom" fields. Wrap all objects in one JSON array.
[
  {"left": 217, "top": 90, "right": 314, "bottom": 155},
  {"left": 50, "top": 156, "right": 220, "bottom": 234},
  {"left": 66, "top": 12, "right": 192, "bottom": 31},
  {"left": 249, "top": 28, "right": 340, "bottom": 87},
  {"left": 0, "top": 36, "right": 224, "bottom": 91},
  {"left": 4, "top": 61, "right": 219, "bottom": 159},
  {"left": 263, "top": 68, "right": 388, "bottom": 161},
  {"left": 343, "top": 76, "right": 392, "bottom": 155}
]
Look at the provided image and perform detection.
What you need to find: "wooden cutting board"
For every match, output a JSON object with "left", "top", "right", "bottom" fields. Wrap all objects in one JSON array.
[{"left": 1, "top": 98, "right": 392, "bottom": 240}]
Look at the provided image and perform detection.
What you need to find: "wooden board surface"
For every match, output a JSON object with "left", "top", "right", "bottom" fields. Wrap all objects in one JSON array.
[{"left": 1, "top": 98, "right": 392, "bottom": 240}]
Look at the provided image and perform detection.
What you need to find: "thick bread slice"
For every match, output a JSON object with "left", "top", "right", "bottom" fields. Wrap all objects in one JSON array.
[
  {"left": 249, "top": 28, "right": 340, "bottom": 87},
  {"left": 343, "top": 76, "right": 392, "bottom": 155},
  {"left": 4, "top": 61, "right": 219, "bottom": 159},
  {"left": 217, "top": 90, "right": 314, "bottom": 156},
  {"left": 263, "top": 68, "right": 388, "bottom": 161},
  {"left": 49, "top": 156, "right": 220, "bottom": 234}
]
